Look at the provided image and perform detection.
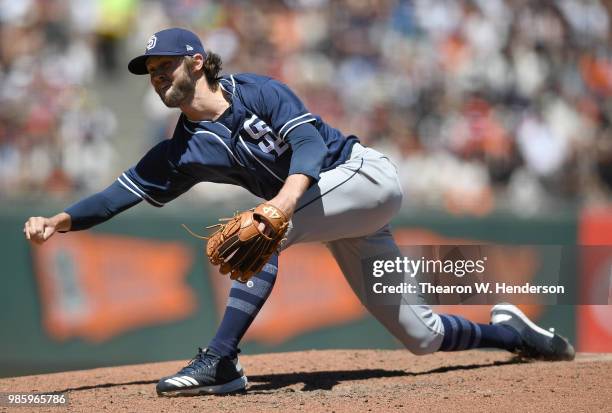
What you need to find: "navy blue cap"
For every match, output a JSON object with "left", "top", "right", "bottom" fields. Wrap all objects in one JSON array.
[{"left": 128, "top": 28, "right": 206, "bottom": 75}]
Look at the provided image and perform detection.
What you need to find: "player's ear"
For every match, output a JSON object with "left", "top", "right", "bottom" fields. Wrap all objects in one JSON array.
[{"left": 190, "top": 53, "right": 205, "bottom": 73}]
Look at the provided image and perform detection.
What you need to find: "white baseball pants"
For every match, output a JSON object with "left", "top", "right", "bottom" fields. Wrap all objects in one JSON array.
[{"left": 282, "top": 143, "right": 445, "bottom": 355}]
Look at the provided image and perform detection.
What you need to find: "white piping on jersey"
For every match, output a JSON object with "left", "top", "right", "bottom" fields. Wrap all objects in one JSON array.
[
  {"left": 217, "top": 75, "right": 301, "bottom": 183},
  {"left": 219, "top": 75, "right": 236, "bottom": 97},
  {"left": 238, "top": 136, "right": 285, "bottom": 183},
  {"left": 117, "top": 176, "right": 143, "bottom": 200},
  {"left": 182, "top": 123, "right": 245, "bottom": 167},
  {"left": 184, "top": 117, "right": 232, "bottom": 134},
  {"left": 219, "top": 75, "right": 315, "bottom": 140},
  {"left": 118, "top": 173, "right": 165, "bottom": 207},
  {"left": 281, "top": 118, "right": 316, "bottom": 140},
  {"left": 278, "top": 113, "right": 313, "bottom": 137}
]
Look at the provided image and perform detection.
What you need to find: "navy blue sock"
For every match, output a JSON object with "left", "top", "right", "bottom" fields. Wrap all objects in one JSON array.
[
  {"left": 208, "top": 254, "right": 278, "bottom": 358},
  {"left": 438, "top": 314, "right": 521, "bottom": 351}
]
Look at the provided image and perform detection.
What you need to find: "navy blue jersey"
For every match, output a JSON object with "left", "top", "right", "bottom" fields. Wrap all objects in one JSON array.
[{"left": 118, "top": 73, "right": 358, "bottom": 204}]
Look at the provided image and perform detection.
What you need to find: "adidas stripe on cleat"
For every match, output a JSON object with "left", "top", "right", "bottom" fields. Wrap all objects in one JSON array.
[{"left": 156, "top": 347, "right": 247, "bottom": 396}]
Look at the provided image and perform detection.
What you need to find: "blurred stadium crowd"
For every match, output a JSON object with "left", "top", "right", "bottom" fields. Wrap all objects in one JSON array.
[{"left": 2, "top": 0, "right": 612, "bottom": 215}]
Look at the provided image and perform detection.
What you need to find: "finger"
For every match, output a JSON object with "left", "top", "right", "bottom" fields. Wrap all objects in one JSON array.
[
  {"left": 43, "top": 226, "right": 54, "bottom": 241},
  {"left": 28, "top": 218, "right": 42, "bottom": 235},
  {"left": 34, "top": 220, "right": 46, "bottom": 237},
  {"left": 24, "top": 222, "right": 32, "bottom": 240},
  {"left": 257, "top": 221, "right": 274, "bottom": 236},
  {"left": 28, "top": 222, "right": 45, "bottom": 242}
]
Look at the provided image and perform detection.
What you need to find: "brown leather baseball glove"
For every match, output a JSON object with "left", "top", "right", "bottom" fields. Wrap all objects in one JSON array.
[{"left": 204, "top": 203, "right": 289, "bottom": 283}]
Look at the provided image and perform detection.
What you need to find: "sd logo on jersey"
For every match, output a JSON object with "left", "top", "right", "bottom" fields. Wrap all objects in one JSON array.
[{"left": 243, "top": 114, "right": 289, "bottom": 156}]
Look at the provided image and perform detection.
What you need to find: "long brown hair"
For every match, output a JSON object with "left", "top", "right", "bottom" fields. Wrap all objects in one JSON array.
[{"left": 185, "top": 52, "right": 223, "bottom": 92}]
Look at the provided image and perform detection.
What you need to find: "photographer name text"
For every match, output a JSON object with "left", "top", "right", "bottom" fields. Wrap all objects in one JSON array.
[{"left": 372, "top": 282, "right": 565, "bottom": 295}]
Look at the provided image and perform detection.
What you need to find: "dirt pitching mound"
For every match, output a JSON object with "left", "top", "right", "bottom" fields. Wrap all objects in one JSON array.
[{"left": 1, "top": 350, "right": 611, "bottom": 412}]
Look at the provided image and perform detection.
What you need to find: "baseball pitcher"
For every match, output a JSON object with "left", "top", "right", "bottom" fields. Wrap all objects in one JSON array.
[{"left": 23, "top": 28, "right": 574, "bottom": 397}]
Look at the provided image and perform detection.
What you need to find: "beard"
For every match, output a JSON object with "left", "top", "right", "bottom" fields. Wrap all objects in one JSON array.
[{"left": 158, "top": 69, "right": 196, "bottom": 107}]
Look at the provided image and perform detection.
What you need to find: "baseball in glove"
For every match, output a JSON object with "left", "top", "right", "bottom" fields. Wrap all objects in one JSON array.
[{"left": 184, "top": 203, "right": 289, "bottom": 283}]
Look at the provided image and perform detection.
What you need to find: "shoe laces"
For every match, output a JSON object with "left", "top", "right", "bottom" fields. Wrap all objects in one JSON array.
[{"left": 179, "top": 347, "right": 219, "bottom": 375}]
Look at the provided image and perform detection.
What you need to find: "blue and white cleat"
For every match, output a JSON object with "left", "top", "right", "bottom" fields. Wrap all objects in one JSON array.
[
  {"left": 491, "top": 303, "right": 575, "bottom": 361},
  {"left": 156, "top": 347, "right": 247, "bottom": 396}
]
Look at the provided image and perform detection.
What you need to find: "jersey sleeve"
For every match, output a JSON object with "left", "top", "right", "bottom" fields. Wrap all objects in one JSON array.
[
  {"left": 118, "top": 140, "right": 197, "bottom": 207},
  {"left": 257, "top": 79, "right": 317, "bottom": 140},
  {"left": 64, "top": 180, "right": 143, "bottom": 231}
]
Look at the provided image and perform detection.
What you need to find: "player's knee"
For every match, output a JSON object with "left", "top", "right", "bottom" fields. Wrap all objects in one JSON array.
[
  {"left": 397, "top": 306, "right": 444, "bottom": 355},
  {"left": 399, "top": 328, "right": 442, "bottom": 355}
]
